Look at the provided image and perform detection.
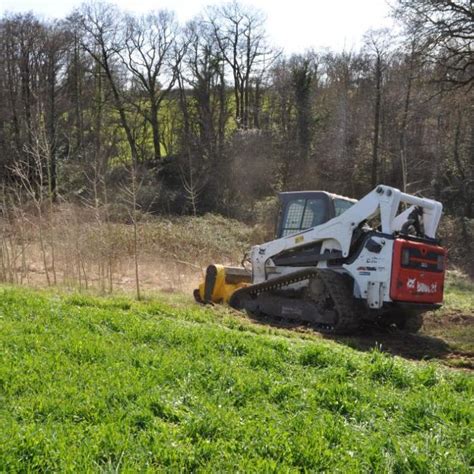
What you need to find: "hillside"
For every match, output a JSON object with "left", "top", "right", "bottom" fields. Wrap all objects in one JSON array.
[{"left": 0, "top": 285, "right": 472, "bottom": 471}]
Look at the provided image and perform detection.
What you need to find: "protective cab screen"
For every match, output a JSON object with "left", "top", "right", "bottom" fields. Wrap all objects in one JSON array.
[{"left": 281, "top": 198, "right": 327, "bottom": 237}]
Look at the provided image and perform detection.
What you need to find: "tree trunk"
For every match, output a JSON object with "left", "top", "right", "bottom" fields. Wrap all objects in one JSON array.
[
  {"left": 100, "top": 46, "right": 139, "bottom": 166},
  {"left": 73, "top": 33, "right": 84, "bottom": 153},
  {"left": 20, "top": 45, "right": 33, "bottom": 150},
  {"left": 371, "top": 55, "right": 382, "bottom": 188},
  {"left": 47, "top": 52, "right": 57, "bottom": 202},
  {"left": 149, "top": 99, "right": 162, "bottom": 161},
  {"left": 399, "top": 42, "right": 415, "bottom": 193}
]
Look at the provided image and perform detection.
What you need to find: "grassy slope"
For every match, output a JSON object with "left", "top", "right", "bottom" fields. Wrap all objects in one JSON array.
[
  {"left": 422, "top": 273, "right": 474, "bottom": 358},
  {"left": 0, "top": 286, "right": 472, "bottom": 472}
]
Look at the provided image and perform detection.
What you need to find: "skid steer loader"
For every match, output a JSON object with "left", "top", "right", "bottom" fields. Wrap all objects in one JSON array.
[{"left": 194, "top": 185, "right": 446, "bottom": 334}]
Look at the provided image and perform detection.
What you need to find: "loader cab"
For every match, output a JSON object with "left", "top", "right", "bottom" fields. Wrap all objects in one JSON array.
[{"left": 276, "top": 191, "right": 356, "bottom": 239}]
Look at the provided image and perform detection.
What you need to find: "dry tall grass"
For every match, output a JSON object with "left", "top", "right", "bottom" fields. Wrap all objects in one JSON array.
[{"left": 0, "top": 204, "right": 256, "bottom": 296}]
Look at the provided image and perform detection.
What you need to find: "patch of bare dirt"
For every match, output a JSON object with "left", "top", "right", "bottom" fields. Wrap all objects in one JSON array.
[{"left": 423, "top": 309, "right": 473, "bottom": 327}]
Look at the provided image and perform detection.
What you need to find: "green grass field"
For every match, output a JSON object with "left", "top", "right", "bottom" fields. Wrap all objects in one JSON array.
[{"left": 0, "top": 285, "right": 472, "bottom": 472}]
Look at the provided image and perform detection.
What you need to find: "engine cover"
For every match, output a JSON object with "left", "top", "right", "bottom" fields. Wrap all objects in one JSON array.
[{"left": 390, "top": 238, "right": 446, "bottom": 304}]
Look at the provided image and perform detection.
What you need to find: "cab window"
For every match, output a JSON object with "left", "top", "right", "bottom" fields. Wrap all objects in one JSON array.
[
  {"left": 282, "top": 198, "right": 327, "bottom": 237},
  {"left": 334, "top": 198, "right": 354, "bottom": 217}
]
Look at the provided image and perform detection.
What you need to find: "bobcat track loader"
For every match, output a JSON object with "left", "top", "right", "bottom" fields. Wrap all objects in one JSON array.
[{"left": 194, "top": 185, "right": 446, "bottom": 334}]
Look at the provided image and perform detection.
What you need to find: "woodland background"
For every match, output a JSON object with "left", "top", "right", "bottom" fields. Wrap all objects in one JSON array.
[{"left": 0, "top": 0, "right": 472, "bottom": 291}]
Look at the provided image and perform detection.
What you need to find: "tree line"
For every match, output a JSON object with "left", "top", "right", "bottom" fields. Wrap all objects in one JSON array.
[{"left": 0, "top": 0, "right": 472, "bottom": 223}]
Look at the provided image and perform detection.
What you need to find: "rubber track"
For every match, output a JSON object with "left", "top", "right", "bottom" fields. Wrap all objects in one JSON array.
[
  {"left": 229, "top": 268, "right": 318, "bottom": 301},
  {"left": 229, "top": 269, "right": 360, "bottom": 334},
  {"left": 316, "top": 270, "right": 360, "bottom": 333}
]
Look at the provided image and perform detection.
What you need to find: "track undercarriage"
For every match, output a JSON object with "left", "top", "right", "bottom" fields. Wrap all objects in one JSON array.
[{"left": 229, "top": 269, "right": 362, "bottom": 334}]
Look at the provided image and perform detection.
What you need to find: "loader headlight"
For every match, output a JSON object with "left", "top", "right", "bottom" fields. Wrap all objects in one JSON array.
[{"left": 437, "top": 254, "right": 445, "bottom": 271}]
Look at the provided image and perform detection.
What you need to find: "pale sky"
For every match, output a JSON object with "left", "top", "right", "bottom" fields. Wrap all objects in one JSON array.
[{"left": 0, "top": 0, "right": 396, "bottom": 53}]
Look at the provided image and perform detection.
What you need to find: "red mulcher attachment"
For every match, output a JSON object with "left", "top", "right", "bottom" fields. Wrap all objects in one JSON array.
[{"left": 390, "top": 238, "right": 446, "bottom": 305}]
